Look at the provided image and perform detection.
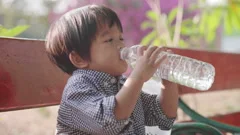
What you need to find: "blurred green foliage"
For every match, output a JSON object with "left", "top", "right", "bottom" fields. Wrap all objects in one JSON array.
[
  {"left": 141, "top": 0, "right": 240, "bottom": 49},
  {"left": 0, "top": 25, "right": 29, "bottom": 37}
]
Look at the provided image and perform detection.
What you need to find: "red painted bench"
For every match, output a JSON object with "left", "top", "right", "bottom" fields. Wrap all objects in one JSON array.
[{"left": 1, "top": 37, "right": 240, "bottom": 132}]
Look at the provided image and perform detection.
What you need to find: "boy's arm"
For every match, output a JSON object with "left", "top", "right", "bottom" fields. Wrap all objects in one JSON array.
[
  {"left": 141, "top": 80, "right": 178, "bottom": 130},
  {"left": 114, "top": 46, "right": 167, "bottom": 121},
  {"left": 114, "top": 77, "right": 144, "bottom": 120},
  {"left": 160, "top": 80, "right": 179, "bottom": 118}
]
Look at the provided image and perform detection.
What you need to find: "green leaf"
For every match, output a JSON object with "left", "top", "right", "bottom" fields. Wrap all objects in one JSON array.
[
  {"left": 181, "top": 18, "right": 194, "bottom": 26},
  {"left": 224, "top": 11, "right": 233, "bottom": 35},
  {"left": 180, "top": 26, "right": 199, "bottom": 36},
  {"left": 140, "top": 30, "right": 157, "bottom": 45},
  {"left": 207, "top": 10, "right": 221, "bottom": 31},
  {"left": 199, "top": 12, "right": 208, "bottom": 34},
  {"left": 151, "top": 38, "right": 161, "bottom": 46},
  {"left": 0, "top": 26, "right": 8, "bottom": 34},
  {"left": 180, "top": 27, "right": 192, "bottom": 35},
  {"left": 0, "top": 25, "right": 29, "bottom": 37},
  {"left": 188, "top": 3, "right": 199, "bottom": 11},
  {"left": 229, "top": 8, "right": 240, "bottom": 31},
  {"left": 206, "top": 31, "right": 216, "bottom": 43},
  {"left": 235, "top": 6, "right": 240, "bottom": 17},
  {"left": 141, "top": 21, "right": 154, "bottom": 30},
  {"left": 146, "top": 10, "right": 158, "bottom": 21},
  {"left": 179, "top": 39, "right": 189, "bottom": 48},
  {"left": 168, "top": 7, "right": 178, "bottom": 23}
]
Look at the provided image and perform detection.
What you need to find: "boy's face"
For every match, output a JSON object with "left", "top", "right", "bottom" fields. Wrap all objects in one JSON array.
[{"left": 88, "top": 23, "right": 128, "bottom": 76}]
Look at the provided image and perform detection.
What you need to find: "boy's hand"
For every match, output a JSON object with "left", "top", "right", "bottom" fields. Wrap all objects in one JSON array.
[{"left": 129, "top": 46, "right": 167, "bottom": 82}]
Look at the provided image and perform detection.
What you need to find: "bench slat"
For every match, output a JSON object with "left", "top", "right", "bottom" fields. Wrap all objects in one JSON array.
[{"left": 1, "top": 37, "right": 240, "bottom": 111}]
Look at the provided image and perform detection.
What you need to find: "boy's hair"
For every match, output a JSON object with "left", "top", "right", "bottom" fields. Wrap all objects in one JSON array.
[{"left": 45, "top": 5, "right": 123, "bottom": 75}]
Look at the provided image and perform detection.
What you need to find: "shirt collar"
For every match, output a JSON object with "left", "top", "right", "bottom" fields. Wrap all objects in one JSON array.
[{"left": 73, "top": 69, "right": 119, "bottom": 85}]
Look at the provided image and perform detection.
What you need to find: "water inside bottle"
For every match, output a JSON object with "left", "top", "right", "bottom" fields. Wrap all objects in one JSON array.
[
  {"left": 120, "top": 46, "right": 215, "bottom": 91},
  {"left": 158, "top": 54, "right": 215, "bottom": 91}
]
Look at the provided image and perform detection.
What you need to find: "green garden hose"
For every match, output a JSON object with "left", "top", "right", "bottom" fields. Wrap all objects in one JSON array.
[
  {"left": 172, "top": 122, "right": 223, "bottom": 135},
  {"left": 178, "top": 98, "right": 240, "bottom": 133}
]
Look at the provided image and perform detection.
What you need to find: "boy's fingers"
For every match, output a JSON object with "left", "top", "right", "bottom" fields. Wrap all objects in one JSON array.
[
  {"left": 145, "top": 46, "right": 157, "bottom": 58},
  {"left": 154, "top": 53, "right": 167, "bottom": 67},
  {"left": 137, "top": 46, "right": 148, "bottom": 56},
  {"left": 160, "top": 82, "right": 165, "bottom": 89},
  {"left": 167, "top": 49, "right": 173, "bottom": 53},
  {"left": 150, "top": 47, "right": 166, "bottom": 60}
]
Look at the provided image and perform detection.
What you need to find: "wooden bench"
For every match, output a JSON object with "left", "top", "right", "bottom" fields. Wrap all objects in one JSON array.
[{"left": 1, "top": 37, "right": 240, "bottom": 134}]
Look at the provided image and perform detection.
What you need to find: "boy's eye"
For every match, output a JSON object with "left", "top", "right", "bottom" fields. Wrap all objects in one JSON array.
[
  {"left": 105, "top": 38, "right": 113, "bottom": 42},
  {"left": 120, "top": 37, "right": 124, "bottom": 41}
]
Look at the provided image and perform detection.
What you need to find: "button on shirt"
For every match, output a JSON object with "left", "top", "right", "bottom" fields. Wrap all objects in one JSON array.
[{"left": 56, "top": 69, "right": 175, "bottom": 135}]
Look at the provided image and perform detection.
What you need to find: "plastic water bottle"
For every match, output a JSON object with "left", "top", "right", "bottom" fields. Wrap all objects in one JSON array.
[{"left": 120, "top": 45, "right": 215, "bottom": 91}]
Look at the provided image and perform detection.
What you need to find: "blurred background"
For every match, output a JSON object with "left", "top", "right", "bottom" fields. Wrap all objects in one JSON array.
[
  {"left": 0, "top": 0, "right": 240, "bottom": 135},
  {"left": 1, "top": 0, "right": 240, "bottom": 52}
]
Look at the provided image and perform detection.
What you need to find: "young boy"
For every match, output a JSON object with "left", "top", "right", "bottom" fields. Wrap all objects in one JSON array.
[{"left": 45, "top": 4, "right": 179, "bottom": 135}]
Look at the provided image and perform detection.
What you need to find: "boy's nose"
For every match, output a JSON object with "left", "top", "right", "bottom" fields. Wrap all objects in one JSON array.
[{"left": 116, "top": 41, "right": 125, "bottom": 49}]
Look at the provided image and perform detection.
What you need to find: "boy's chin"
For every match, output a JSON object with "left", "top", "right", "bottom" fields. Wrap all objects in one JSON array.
[
  {"left": 113, "top": 68, "right": 128, "bottom": 76},
  {"left": 121, "top": 66, "right": 128, "bottom": 73}
]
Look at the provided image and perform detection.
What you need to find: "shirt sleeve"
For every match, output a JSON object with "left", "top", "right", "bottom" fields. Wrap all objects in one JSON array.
[
  {"left": 141, "top": 91, "right": 176, "bottom": 130},
  {"left": 60, "top": 81, "right": 133, "bottom": 135}
]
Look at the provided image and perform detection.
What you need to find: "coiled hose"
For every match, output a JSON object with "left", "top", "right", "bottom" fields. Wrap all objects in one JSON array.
[
  {"left": 172, "top": 122, "right": 223, "bottom": 135},
  {"left": 178, "top": 98, "right": 240, "bottom": 133}
]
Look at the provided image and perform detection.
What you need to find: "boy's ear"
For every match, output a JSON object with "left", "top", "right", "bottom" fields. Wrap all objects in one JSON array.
[{"left": 69, "top": 51, "right": 89, "bottom": 68}]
